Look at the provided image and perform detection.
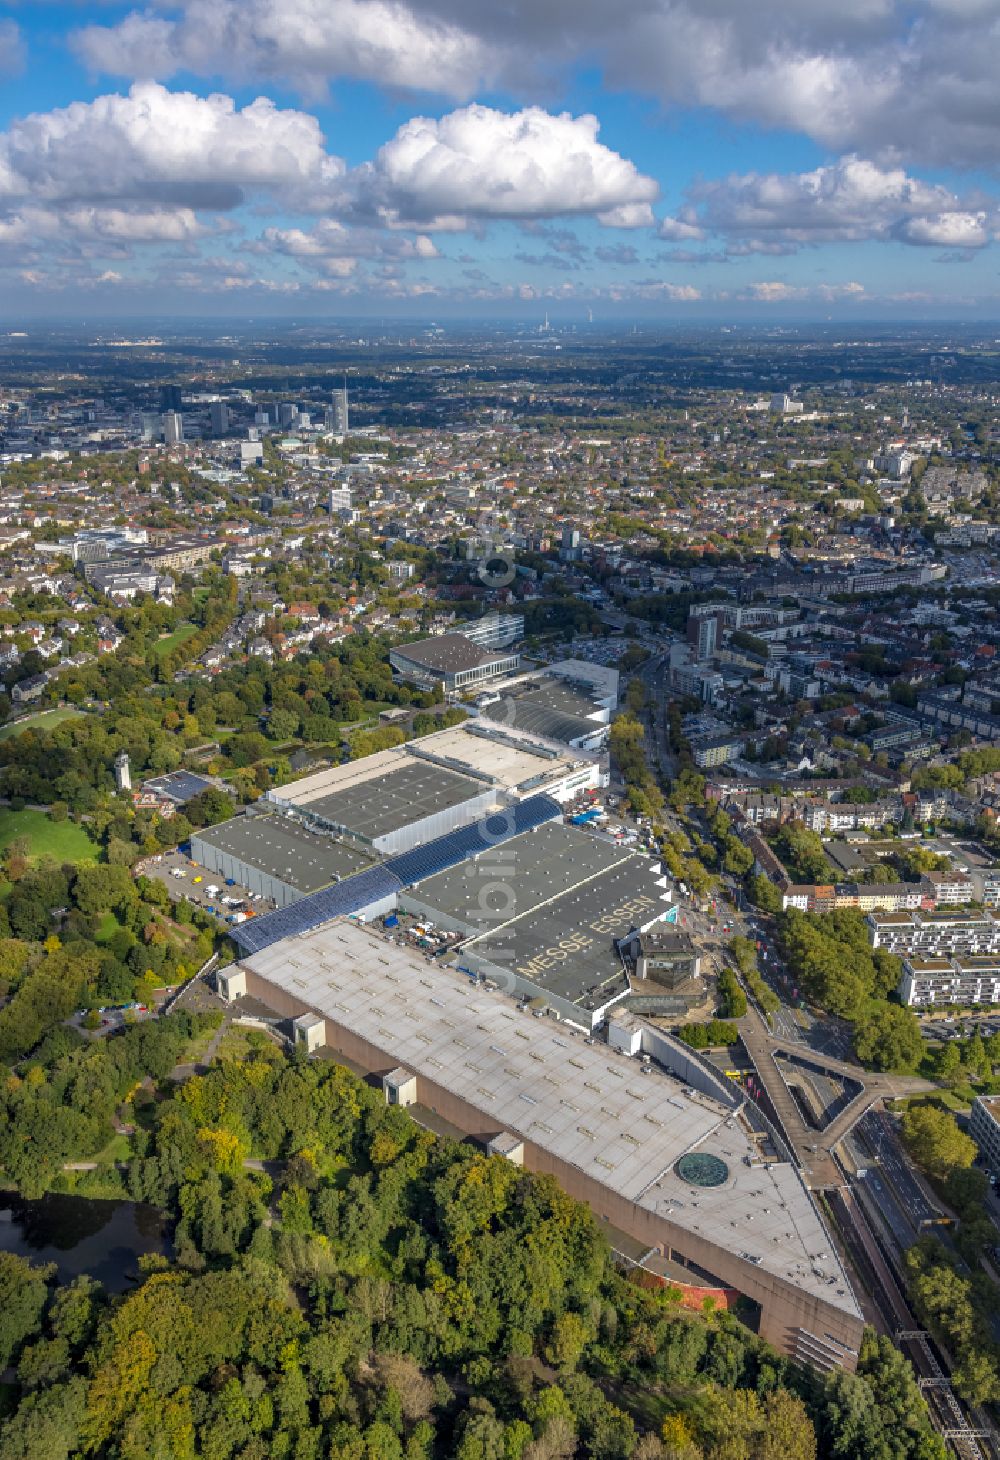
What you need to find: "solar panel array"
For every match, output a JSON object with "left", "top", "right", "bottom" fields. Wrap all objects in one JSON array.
[
  {"left": 383, "top": 794, "right": 562, "bottom": 886},
  {"left": 230, "top": 864, "right": 403, "bottom": 955}
]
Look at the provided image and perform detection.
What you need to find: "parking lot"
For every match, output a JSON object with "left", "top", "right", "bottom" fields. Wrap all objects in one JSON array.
[
  {"left": 137, "top": 847, "right": 278, "bottom": 926},
  {"left": 530, "top": 639, "right": 621, "bottom": 669},
  {"left": 917, "top": 831, "right": 991, "bottom": 870},
  {"left": 67, "top": 1002, "right": 158, "bottom": 1041},
  {"left": 920, "top": 1012, "right": 1000, "bottom": 1039}
]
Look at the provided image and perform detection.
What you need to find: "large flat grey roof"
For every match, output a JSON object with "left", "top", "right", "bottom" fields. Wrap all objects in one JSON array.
[
  {"left": 405, "top": 819, "right": 633, "bottom": 926},
  {"left": 461, "top": 852, "right": 665, "bottom": 1009},
  {"left": 392, "top": 633, "right": 497, "bottom": 673},
  {"left": 277, "top": 756, "right": 490, "bottom": 842},
  {"left": 306, "top": 760, "right": 486, "bottom": 840},
  {"left": 192, "top": 814, "right": 373, "bottom": 892},
  {"left": 240, "top": 918, "right": 859, "bottom": 1320},
  {"left": 402, "top": 822, "right": 666, "bottom": 1010}
]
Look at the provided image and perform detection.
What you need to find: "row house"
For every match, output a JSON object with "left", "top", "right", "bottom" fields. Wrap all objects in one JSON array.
[{"left": 783, "top": 882, "right": 923, "bottom": 914}]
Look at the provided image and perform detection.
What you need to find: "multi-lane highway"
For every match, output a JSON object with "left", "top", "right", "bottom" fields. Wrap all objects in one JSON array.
[{"left": 853, "top": 1107, "right": 941, "bottom": 1229}]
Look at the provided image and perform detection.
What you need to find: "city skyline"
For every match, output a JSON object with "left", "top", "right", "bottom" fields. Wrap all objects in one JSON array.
[{"left": 2, "top": 1, "right": 1000, "bottom": 317}]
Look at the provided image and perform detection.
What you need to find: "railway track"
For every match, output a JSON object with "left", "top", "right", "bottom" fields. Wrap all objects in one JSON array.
[{"left": 829, "top": 1187, "right": 992, "bottom": 1460}]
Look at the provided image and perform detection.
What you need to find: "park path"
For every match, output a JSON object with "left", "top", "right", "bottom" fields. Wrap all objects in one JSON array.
[{"left": 168, "top": 1015, "right": 231, "bottom": 1081}]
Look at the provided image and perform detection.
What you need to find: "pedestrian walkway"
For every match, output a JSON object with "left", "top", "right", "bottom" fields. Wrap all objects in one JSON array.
[
  {"left": 169, "top": 1013, "right": 230, "bottom": 1081},
  {"left": 739, "top": 1005, "right": 933, "bottom": 1189}
]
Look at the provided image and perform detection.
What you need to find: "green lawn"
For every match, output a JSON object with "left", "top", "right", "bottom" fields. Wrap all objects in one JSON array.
[
  {"left": 892, "top": 1090, "right": 975, "bottom": 1114},
  {"left": 214, "top": 1024, "right": 276, "bottom": 1064},
  {"left": 0, "top": 707, "right": 85, "bottom": 741},
  {"left": 88, "top": 1131, "right": 133, "bottom": 1165},
  {"left": 153, "top": 622, "right": 199, "bottom": 659},
  {"left": 0, "top": 808, "right": 98, "bottom": 863},
  {"left": 94, "top": 911, "right": 121, "bottom": 944}
]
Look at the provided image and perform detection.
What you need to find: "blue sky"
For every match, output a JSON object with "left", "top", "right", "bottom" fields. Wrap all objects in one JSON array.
[{"left": 1, "top": 0, "right": 999, "bottom": 317}]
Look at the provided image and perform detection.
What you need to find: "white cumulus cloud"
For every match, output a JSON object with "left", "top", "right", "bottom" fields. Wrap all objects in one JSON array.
[
  {"left": 73, "top": 0, "right": 495, "bottom": 99},
  {"left": 64, "top": 207, "right": 206, "bottom": 243},
  {"left": 597, "top": 202, "right": 656, "bottom": 229},
  {"left": 894, "top": 212, "right": 992, "bottom": 248},
  {"left": 343, "top": 105, "right": 658, "bottom": 228},
  {"left": 743, "top": 279, "right": 867, "bottom": 303},
  {"left": 657, "top": 213, "right": 706, "bottom": 242},
  {"left": 0, "top": 82, "right": 342, "bottom": 211},
  {"left": 663, "top": 156, "right": 999, "bottom": 252},
  {"left": 67, "top": 0, "right": 1000, "bottom": 167},
  {"left": 746, "top": 281, "right": 804, "bottom": 302},
  {"left": 260, "top": 219, "right": 440, "bottom": 276}
]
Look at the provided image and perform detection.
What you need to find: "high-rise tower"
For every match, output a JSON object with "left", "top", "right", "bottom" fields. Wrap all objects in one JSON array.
[{"left": 330, "top": 385, "right": 349, "bottom": 435}]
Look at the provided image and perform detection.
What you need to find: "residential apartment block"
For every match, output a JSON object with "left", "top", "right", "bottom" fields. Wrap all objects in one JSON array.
[
  {"left": 970, "top": 1097, "right": 1000, "bottom": 1177},
  {"left": 899, "top": 956, "right": 1000, "bottom": 1007},
  {"left": 867, "top": 909, "right": 1000, "bottom": 958}
]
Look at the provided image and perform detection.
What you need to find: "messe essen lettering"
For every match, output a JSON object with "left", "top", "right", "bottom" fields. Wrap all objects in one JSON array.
[{"left": 518, "top": 895, "right": 659, "bottom": 975}]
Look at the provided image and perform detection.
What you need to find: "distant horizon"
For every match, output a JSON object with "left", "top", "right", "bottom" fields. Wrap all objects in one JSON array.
[{"left": 3, "top": 313, "right": 1000, "bottom": 331}]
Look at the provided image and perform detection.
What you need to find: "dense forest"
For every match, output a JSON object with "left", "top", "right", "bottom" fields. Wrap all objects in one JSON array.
[
  {"left": 0, "top": 857, "right": 218, "bottom": 1054},
  {"left": 0, "top": 1035, "right": 948, "bottom": 1460},
  {"left": 0, "top": 621, "right": 430, "bottom": 824}
]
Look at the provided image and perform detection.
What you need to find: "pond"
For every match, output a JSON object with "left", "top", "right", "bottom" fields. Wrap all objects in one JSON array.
[{"left": 0, "top": 1192, "right": 170, "bottom": 1290}]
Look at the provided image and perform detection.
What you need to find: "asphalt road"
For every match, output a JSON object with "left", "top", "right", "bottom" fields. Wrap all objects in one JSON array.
[
  {"left": 633, "top": 649, "right": 676, "bottom": 775},
  {"left": 854, "top": 1107, "right": 940, "bottom": 1227},
  {"left": 740, "top": 909, "right": 857, "bottom": 1062}
]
